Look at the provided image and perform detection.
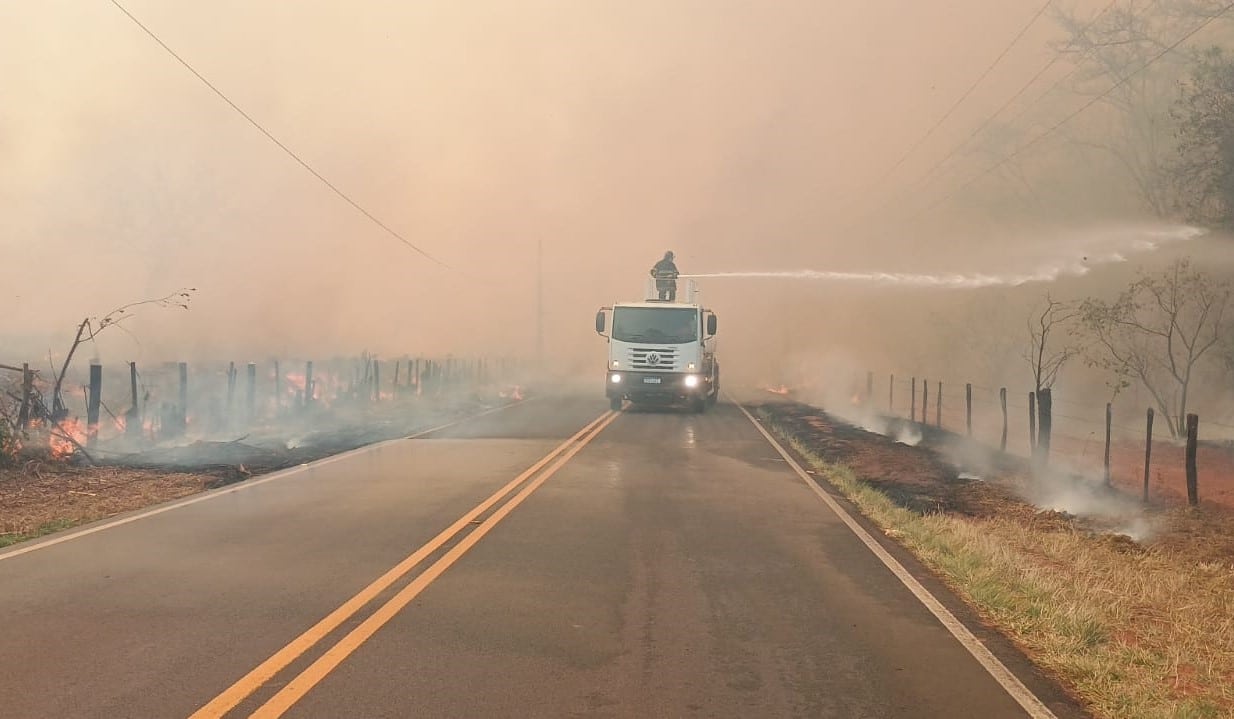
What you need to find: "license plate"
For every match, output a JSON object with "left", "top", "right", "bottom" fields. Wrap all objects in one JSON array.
[{"left": 643, "top": 377, "right": 662, "bottom": 384}]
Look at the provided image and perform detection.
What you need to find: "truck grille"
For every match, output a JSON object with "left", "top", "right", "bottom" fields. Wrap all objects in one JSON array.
[{"left": 628, "top": 347, "right": 681, "bottom": 371}]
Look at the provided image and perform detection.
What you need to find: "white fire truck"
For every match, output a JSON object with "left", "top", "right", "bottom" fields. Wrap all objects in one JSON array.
[{"left": 595, "top": 279, "right": 719, "bottom": 412}]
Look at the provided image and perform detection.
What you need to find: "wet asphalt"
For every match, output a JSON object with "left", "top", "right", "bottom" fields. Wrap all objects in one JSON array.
[{"left": 0, "top": 395, "right": 1081, "bottom": 718}]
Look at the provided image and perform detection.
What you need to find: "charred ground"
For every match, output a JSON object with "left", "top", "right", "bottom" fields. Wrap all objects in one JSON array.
[{"left": 758, "top": 398, "right": 1234, "bottom": 566}]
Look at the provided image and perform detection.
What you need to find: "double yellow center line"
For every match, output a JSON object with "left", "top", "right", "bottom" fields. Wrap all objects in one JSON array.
[{"left": 191, "top": 409, "right": 619, "bottom": 718}]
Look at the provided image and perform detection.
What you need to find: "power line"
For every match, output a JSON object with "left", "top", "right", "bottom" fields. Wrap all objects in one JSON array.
[
  {"left": 106, "top": 0, "right": 452, "bottom": 270},
  {"left": 834, "top": 0, "right": 1056, "bottom": 219},
  {"left": 903, "top": 2, "right": 1234, "bottom": 221},
  {"left": 999, "top": 0, "right": 1161, "bottom": 130},
  {"left": 906, "top": 0, "right": 1123, "bottom": 194},
  {"left": 839, "top": 0, "right": 1122, "bottom": 234}
]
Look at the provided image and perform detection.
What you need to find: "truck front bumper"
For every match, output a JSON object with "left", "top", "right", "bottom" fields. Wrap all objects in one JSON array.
[{"left": 606, "top": 371, "right": 709, "bottom": 402}]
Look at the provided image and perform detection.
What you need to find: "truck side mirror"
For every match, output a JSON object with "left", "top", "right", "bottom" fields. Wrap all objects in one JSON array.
[
  {"left": 595, "top": 311, "right": 606, "bottom": 334},
  {"left": 707, "top": 314, "right": 717, "bottom": 336}
]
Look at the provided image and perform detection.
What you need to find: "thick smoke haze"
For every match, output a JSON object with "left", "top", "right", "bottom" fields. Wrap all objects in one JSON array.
[{"left": 2, "top": 1, "right": 1230, "bottom": 399}]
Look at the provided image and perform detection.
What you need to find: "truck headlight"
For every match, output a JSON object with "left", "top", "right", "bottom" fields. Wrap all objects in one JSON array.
[
  {"left": 684, "top": 374, "right": 700, "bottom": 388},
  {"left": 610, "top": 373, "right": 622, "bottom": 384}
]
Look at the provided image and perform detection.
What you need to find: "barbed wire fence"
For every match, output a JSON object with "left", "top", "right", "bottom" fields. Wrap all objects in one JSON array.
[{"left": 861, "top": 370, "right": 1233, "bottom": 508}]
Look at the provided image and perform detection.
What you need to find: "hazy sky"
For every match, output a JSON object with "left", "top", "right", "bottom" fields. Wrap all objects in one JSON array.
[{"left": 0, "top": 0, "right": 1195, "bottom": 373}]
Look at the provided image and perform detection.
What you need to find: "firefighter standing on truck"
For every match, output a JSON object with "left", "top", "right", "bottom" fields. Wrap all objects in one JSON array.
[{"left": 650, "top": 251, "right": 680, "bottom": 301}]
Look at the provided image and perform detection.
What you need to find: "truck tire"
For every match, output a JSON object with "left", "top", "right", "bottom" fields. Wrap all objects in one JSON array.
[{"left": 610, "top": 396, "right": 623, "bottom": 411}]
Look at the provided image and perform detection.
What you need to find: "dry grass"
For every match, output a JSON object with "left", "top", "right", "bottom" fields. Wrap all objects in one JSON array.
[
  {"left": 774, "top": 427, "right": 1234, "bottom": 719},
  {"left": 0, "top": 463, "right": 212, "bottom": 547}
]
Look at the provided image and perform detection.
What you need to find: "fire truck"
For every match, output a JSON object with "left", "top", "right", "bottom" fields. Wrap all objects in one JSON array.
[{"left": 594, "top": 279, "right": 719, "bottom": 412}]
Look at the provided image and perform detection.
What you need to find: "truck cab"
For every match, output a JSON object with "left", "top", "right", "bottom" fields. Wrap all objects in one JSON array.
[{"left": 595, "top": 279, "right": 719, "bottom": 412}]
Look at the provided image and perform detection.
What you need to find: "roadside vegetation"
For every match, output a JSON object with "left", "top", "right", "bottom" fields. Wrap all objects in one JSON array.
[{"left": 761, "top": 407, "right": 1234, "bottom": 719}]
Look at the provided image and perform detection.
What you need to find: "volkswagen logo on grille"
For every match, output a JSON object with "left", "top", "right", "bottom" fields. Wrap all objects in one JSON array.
[{"left": 646, "top": 352, "right": 662, "bottom": 366}]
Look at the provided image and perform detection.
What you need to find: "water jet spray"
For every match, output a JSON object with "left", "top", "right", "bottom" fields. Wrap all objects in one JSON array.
[{"left": 680, "top": 224, "right": 1205, "bottom": 289}]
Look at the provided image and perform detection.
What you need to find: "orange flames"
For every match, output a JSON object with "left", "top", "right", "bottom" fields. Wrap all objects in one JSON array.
[
  {"left": 282, "top": 369, "right": 346, "bottom": 405},
  {"left": 21, "top": 417, "right": 88, "bottom": 459},
  {"left": 50, "top": 418, "right": 88, "bottom": 458}
]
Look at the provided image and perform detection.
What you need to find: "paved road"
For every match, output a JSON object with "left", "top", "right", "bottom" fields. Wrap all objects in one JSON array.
[{"left": 0, "top": 395, "right": 1081, "bottom": 718}]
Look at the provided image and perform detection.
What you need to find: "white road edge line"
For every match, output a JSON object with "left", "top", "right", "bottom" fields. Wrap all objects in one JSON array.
[
  {"left": 735, "top": 402, "right": 1058, "bottom": 719},
  {"left": 0, "top": 399, "right": 530, "bottom": 563}
]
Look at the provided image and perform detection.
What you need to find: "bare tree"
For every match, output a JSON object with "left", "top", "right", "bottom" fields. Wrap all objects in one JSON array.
[
  {"left": 1025, "top": 294, "right": 1079, "bottom": 393},
  {"left": 1079, "top": 258, "right": 1231, "bottom": 437},
  {"left": 48, "top": 289, "right": 195, "bottom": 419}
]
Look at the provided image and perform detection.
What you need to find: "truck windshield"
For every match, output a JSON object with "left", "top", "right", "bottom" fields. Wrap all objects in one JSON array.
[{"left": 612, "top": 307, "right": 698, "bottom": 344}]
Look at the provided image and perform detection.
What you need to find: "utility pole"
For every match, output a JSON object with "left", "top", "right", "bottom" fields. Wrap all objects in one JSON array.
[{"left": 536, "top": 238, "right": 544, "bottom": 371}]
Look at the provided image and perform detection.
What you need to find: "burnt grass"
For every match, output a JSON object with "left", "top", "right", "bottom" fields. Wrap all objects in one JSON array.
[
  {"left": 1, "top": 393, "right": 518, "bottom": 543},
  {"left": 760, "top": 400, "right": 1041, "bottom": 519},
  {"left": 96, "top": 394, "right": 511, "bottom": 489},
  {"left": 757, "top": 400, "right": 1234, "bottom": 563}
]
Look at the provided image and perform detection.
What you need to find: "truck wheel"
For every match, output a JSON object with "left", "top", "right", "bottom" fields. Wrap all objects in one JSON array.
[{"left": 610, "top": 396, "right": 623, "bottom": 411}]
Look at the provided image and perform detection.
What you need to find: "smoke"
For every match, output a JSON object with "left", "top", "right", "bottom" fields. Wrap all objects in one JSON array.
[
  {"left": 3, "top": 1, "right": 1231, "bottom": 408},
  {"left": 1024, "top": 461, "right": 1160, "bottom": 542},
  {"left": 782, "top": 352, "right": 1160, "bottom": 541},
  {"left": 894, "top": 424, "right": 924, "bottom": 447}
]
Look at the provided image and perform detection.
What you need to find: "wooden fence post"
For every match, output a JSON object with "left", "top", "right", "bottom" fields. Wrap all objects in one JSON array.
[
  {"left": 936, "top": 381, "right": 942, "bottom": 427},
  {"left": 246, "top": 363, "right": 257, "bottom": 422},
  {"left": 304, "top": 361, "right": 315, "bottom": 408},
  {"left": 177, "top": 362, "right": 188, "bottom": 434},
  {"left": 1185, "top": 413, "right": 1199, "bottom": 507},
  {"left": 1036, "top": 388, "right": 1053, "bottom": 467},
  {"left": 866, "top": 371, "right": 874, "bottom": 407},
  {"left": 1028, "top": 392, "right": 1037, "bottom": 451},
  {"left": 999, "top": 388, "right": 1007, "bottom": 452},
  {"left": 1143, "top": 408, "right": 1154, "bottom": 504},
  {"left": 18, "top": 363, "right": 32, "bottom": 429},
  {"left": 1103, "top": 403, "right": 1113, "bottom": 487},
  {"left": 965, "top": 383, "right": 972, "bottom": 437},
  {"left": 911, "top": 377, "right": 917, "bottom": 422},
  {"left": 86, "top": 363, "right": 102, "bottom": 447},
  {"left": 889, "top": 374, "right": 894, "bottom": 414},
  {"left": 226, "top": 362, "right": 237, "bottom": 424},
  {"left": 922, "top": 379, "right": 929, "bottom": 426},
  {"left": 127, "top": 361, "right": 141, "bottom": 438},
  {"left": 373, "top": 359, "right": 381, "bottom": 402},
  {"left": 273, "top": 360, "right": 281, "bottom": 412}
]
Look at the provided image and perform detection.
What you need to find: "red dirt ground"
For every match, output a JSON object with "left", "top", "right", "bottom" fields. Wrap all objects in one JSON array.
[{"left": 1045, "top": 434, "right": 1234, "bottom": 511}]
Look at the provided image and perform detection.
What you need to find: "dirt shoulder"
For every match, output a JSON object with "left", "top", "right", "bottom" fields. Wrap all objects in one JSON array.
[{"left": 759, "top": 400, "right": 1234, "bottom": 719}]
